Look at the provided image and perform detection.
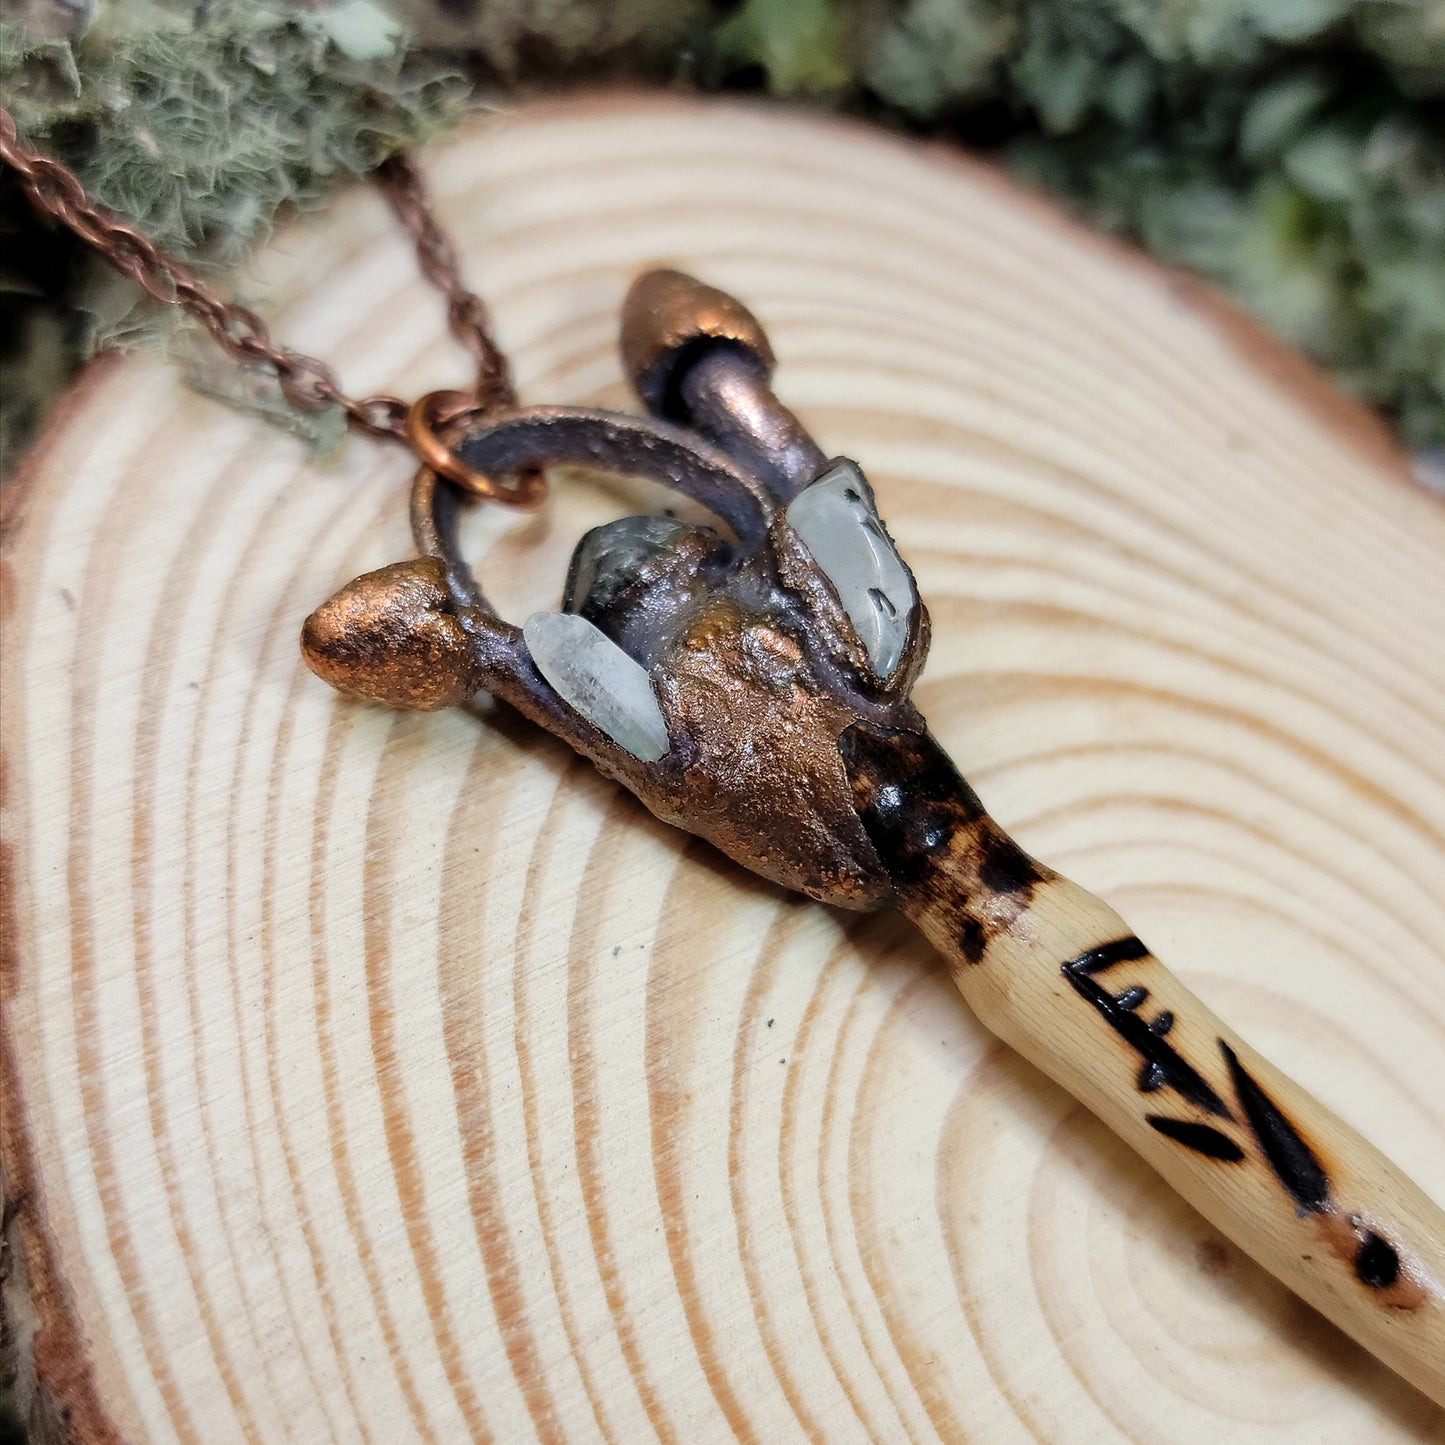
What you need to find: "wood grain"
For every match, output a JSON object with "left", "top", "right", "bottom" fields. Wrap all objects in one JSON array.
[{"left": 4, "top": 94, "right": 1445, "bottom": 1444}]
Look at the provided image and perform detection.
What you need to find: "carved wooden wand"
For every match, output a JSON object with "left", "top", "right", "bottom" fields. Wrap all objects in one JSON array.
[{"left": 302, "top": 270, "right": 1445, "bottom": 1405}]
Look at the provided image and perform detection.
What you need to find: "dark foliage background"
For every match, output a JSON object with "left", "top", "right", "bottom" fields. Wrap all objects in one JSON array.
[{"left": 1, "top": 0, "right": 1441, "bottom": 479}]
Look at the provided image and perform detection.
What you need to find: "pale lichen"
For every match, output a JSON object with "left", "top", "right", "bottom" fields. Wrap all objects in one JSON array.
[
  {"left": 2, "top": 0, "right": 1442, "bottom": 469},
  {"left": 0, "top": 0, "right": 468, "bottom": 461},
  {"left": 1, "top": 0, "right": 468, "bottom": 264}
]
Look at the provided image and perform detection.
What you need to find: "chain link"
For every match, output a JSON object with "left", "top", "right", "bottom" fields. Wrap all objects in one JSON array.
[
  {"left": 374, "top": 151, "right": 517, "bottom": 411},
  {"left": 0, "top": 104, "right": 514, "bottom": 446}
]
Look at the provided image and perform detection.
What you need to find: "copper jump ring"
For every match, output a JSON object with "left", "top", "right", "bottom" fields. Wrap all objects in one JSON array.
[{"left": 407, "top": 391, "right": 548, "bottom": 507}]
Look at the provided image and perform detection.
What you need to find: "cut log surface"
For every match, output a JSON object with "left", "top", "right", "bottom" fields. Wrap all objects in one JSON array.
[{"left": 4, "top": 95, "right": 1445, "bottom": 1445}]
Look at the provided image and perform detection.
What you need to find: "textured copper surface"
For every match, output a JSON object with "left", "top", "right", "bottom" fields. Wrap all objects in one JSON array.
[
  {"left": 406, "top": 392, "right": 547, "bottom": 506},
  {"left": 304, "top": 270, "right": 932, "bottom": 906},
  {"left": 620, "top": 268, "right": 776, "bottom": 416},
  {"left": 300, "top": 556, "right": 485, "bottom": 710},
  {"left": 650, "top": 598, "right": 888, "bottom": 905}
]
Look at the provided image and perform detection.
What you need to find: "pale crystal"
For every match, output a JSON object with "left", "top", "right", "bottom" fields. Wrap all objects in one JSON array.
[
  {"left": 786, "top": 461, "right": 916, "bottom": 678},
  {"left": 522, "top": 612, "right": 671, "bottom": 762}
]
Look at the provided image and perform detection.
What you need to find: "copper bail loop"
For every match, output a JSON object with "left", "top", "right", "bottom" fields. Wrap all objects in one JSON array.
[{"left": 406, "top": 389, "right": 548, "bottom": 507}]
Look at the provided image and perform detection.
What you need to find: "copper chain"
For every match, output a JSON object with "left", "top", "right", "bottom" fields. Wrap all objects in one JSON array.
[{"left": 0, "top": 104, "right": 516, "bottom": 444}]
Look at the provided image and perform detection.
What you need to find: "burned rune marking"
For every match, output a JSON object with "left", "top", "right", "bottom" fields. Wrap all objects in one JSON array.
[
  {"left": 1145, "top": 1115, "right": 1245, "bottom": 1161},
  {"left": 1219, "top": 1040, "right": 1329, "bottom": 1213},
  {"left": 1354, "top": 1230, "right": 1402, "bottom": 1290},
  {"left": 1061, "top": 938, "right": 1232, "bottom": 1118},
  {"left": 1061, "top": 947, "right": 1416, "bottom": 1301},
  {"left": 1216, "top": 1042, "right": 1412, "bottom": 1297}
]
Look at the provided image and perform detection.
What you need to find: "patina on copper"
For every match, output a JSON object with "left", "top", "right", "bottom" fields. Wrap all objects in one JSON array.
[
  {"left": 407, "top": 391, "right": 548, "bottom": 506},
  {"left": 620, "top": 267, "right": 776, "bottom": 415},
  {"left": 303, "top": 270, "right": 931, "bottom": 906},
  {"left": 621, "top": 268, "right": 824, "bottom": 499},
  {"left": 300, "top": 555, "right": 484, "bottom": 710}
]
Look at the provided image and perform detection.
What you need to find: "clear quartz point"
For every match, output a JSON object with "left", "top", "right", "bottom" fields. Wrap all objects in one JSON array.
[
  {"left": 522, "top": 611, "right": 671, "bottom": 762},
  {"left": 786, "top": 460, "right": 916, "bottom": 679}
]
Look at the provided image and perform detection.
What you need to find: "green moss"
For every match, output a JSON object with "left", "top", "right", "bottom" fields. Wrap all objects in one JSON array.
[
  {"left": 2, "top": 0, "right": 1442, "bottom": 465},
  {"left": 1, "top": 1, "right": 467, "bottom": 263},
  {"left": 712, "top": 0, "right": 850, "bottom": 94},
  {"left": 0, "top": 0, "right": 467, "bottom": 462},
  {"left": 706, "top": 0, "right": 1443, "bottom": 452},
  {"left": 864, "top": 0, "right": 1017, "bottom": 115}
]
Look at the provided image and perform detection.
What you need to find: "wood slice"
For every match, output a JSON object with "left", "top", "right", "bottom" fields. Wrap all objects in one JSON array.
[{"left": 4, "top": 94, "right": 1444, "bottom": 1444}]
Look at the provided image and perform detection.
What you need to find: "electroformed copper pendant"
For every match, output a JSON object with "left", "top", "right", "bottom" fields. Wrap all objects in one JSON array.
[
  {"left": 303, "top": 268, "right": 931, "bottom": 909},
  {"left": 300, "top": 271, "right": 1445, "bottom": 1406}
]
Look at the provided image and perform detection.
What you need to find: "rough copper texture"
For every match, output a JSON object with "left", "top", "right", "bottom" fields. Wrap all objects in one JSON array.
[
  {"left": 301, "top": 556, "right": 484, "bottom": 710},
  {"left": 304, "top": 269, "right": 935, "bottom": 904},
  {"left": 621, "top": 268, "right": 776, "bottom": 417},
  {"left": 620, "top": 269, "right": 826, "bottom": 499},
  {"left": 411, "top": 414, "right": 924, "bottom": 906},
  {"left": 651, "top": 599, "right": 884, "bottom": 904}
]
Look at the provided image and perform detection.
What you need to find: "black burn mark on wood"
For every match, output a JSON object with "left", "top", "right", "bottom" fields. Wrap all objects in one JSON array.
[
  {"left": 1062, "top": 939, "right": 1232, "bottom": 1118},
  {"left": 976, "top": 830, "right": 1043, "bottom": 896},
  {"left": 1220, "top": 1041, "right": 1331, "bottom": 1214},
  {"left": 1064, "top": 936, "right": 1149, "bottom": 974},
  {"left": 1145, "top": 1115, "right": 1245, "bottom": 1161},
  {"left": 839, "top": 723, "right": 1044, "bottom": 964},
  {"left": 838, "top": 722, "right": 985, "bottom": 889},
  {"left": 1218, "top": 1047, "right": 1421, "bottom": 1306},
  {"left": 1354, "top": 1231, "right": 1401, "bottom": 1289},
  {"left": 957, "top": 916, "right": 988, "bottom": 965}
]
